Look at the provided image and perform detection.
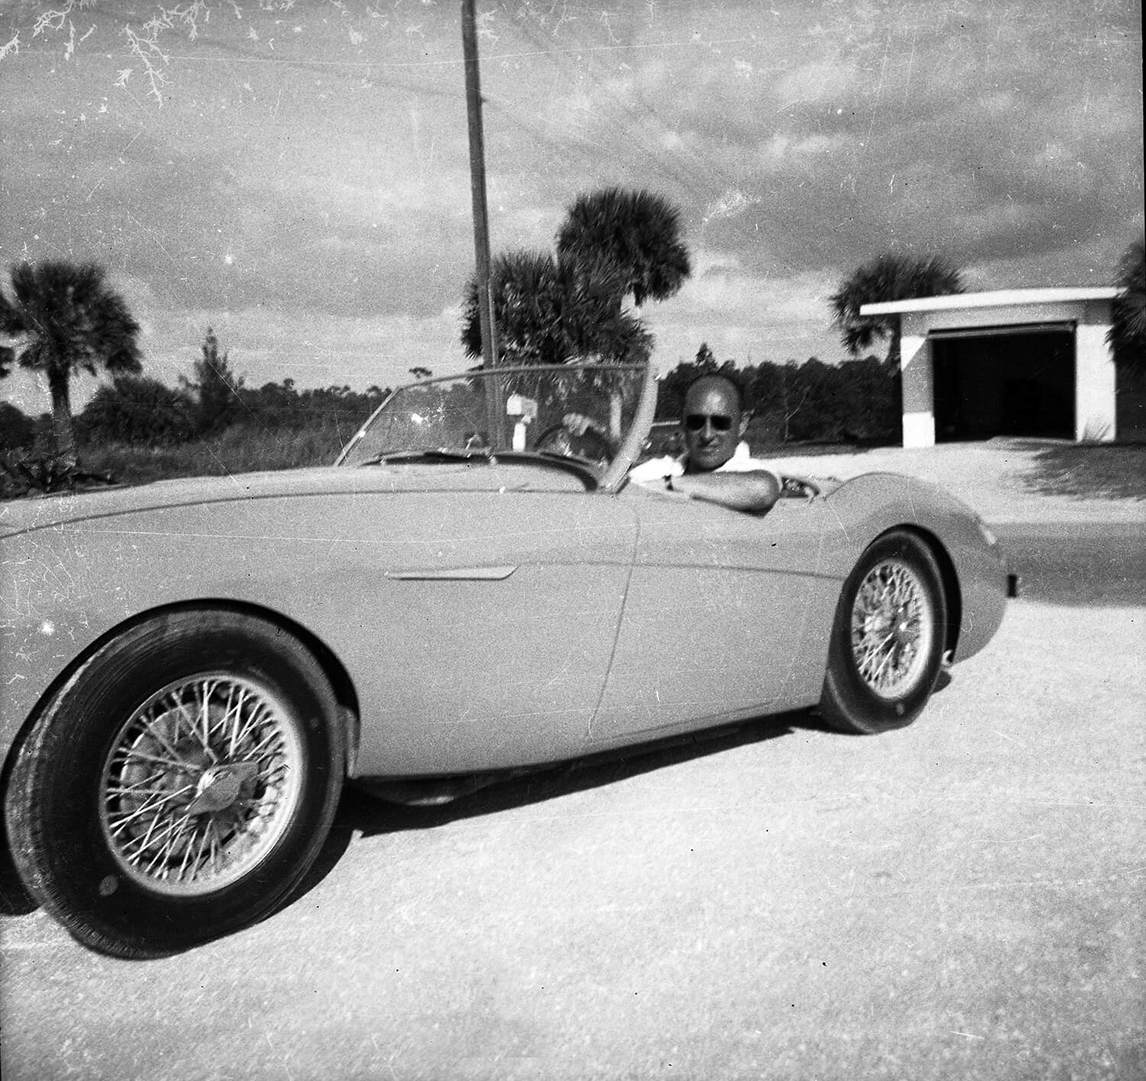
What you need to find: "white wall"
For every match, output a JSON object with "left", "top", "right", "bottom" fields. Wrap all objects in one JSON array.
[
  {"left": 896, "top": 299, "right": 1115, "bottom": 446},
  {"left": 1075, "top": 300, "right": 1116, "bottom": 441},
  {"left": 900, "top": 316, "right": 934, "bottom": 448}
]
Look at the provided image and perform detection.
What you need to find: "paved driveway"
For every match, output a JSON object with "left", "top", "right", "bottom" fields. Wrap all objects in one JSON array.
[{"left": 771, "top": 441, "right": 1146, "bottom": 525}]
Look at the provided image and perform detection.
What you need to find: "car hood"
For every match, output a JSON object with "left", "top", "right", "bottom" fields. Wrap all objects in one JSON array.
[{"left": 0, "top": 461, "right": 580, "bottom": 538}]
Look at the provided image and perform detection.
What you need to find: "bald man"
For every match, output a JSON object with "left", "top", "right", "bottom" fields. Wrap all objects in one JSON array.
[{"left": 629, "top": 374, "right": 782, "bottom": 514}]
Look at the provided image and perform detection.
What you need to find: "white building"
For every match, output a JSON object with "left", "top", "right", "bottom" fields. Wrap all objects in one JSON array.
[{"left": 860, "top": 288, "right": 1131, "bottom": 446}]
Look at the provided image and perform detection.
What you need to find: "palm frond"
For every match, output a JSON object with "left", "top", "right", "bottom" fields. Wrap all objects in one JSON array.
[
  {"left": 460, "top": 247, "right": 652, "bottom": 366},
  {"left": 556, "top": 187, "right": 691, "bottom": 307},
  {"left": 1107, "top": 236, "right": 1146, "bottom": 368},
  {"left": 2, "top": 259, "right": 143, "bottom": 458},
  {"left": 830, "top": 252, "right": 964, "bottom": 357}
]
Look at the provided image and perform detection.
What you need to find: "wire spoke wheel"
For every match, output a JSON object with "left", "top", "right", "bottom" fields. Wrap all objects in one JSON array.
[
  {"left": 819, "top": 531, "right": 947, "bottom": 734},
  {"left": 850, "top": 559, "right": 932, "bottom": 700},
  {"left": 100, "top": 674, "right": 304, "bottom": 896},
  {"left": 5, "top": 611, "right": 345, "bottom": 958}
]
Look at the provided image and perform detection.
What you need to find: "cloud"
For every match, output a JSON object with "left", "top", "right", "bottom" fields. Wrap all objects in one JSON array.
[
  {"left": 774, "top": 57, "right": 859, "bottom": 108},
  {"left": 754, "top": 132, "right": 848, "bottom": 175},
  {"left": 155, "top": 303, "right": 469, "bottom": 393},
  {"left": 1, "top": 0, "right": 1140, "bottom": 414},
  {"left": 0, "top": 106, "right": 480, "bottom": 318},
  {"left": 702, "top": 188, "right": 759, "bottom": 223},
  {"left": 646, "top": 254, "right": 841, "bottom": 366},
  {"left": 543, "top": 0, "right": 1141, "bottom": 287}
]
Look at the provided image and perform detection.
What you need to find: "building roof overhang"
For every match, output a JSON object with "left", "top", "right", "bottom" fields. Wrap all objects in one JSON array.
[{"left": 860, "top": 287, "right": 1118, "bottom": 317}]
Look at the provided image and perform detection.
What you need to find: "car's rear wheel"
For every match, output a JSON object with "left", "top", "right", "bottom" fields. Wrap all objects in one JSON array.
[
  {"left": 4, "top": 610, "right": 345, "bottom": 958},
  {"left": 819, "top": 530, "right": 948, "bottom": 734}
]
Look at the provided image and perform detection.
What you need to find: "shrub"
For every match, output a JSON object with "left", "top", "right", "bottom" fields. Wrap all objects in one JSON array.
[
  {"left": 0, "top": 451, "right": 116, "bottom": 499},
  {"left": 82, "top": 375, "right": 196, "bottom": 446},
  {"left": 0, "top": 402, "right": 37, "bottom": 450}
]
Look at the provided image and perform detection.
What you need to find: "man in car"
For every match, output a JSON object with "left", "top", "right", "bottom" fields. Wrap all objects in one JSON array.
[{"left": 628, "top": 373, "right": 782, "bottom": 514}]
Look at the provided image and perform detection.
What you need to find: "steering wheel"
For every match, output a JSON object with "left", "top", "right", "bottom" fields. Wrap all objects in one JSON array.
[{"left": 534, "top": 423, "right": 612, "bottom": 464}]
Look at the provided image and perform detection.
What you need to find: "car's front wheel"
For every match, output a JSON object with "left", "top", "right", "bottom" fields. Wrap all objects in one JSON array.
[
  {"left": 819, "top": 530, "right": 948, "bottom": 734},
  {"left": 4, "top": 610, "right": 345, "bottom": 958}
]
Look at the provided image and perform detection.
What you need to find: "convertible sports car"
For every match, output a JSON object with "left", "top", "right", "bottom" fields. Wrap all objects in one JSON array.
[{"left": 0, "top": 362, "right": 1010, "bottom": 957}]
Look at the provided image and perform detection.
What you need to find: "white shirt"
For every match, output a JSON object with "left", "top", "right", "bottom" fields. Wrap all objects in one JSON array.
[{"left": 628, "top": 441, "right": 780, "bottom": 486}]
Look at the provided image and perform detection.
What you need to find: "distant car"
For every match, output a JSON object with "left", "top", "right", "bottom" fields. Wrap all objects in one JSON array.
[{"left": 0, "top": 362, "right": 1009, "bottom": 957}]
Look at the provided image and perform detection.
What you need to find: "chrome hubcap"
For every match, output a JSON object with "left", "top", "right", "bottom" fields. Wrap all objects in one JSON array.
[
  {"left": 99, "top": 674, "right": 304, "bottom": 896},
  {"left": 850, "top": 558, "right": 933, "bottom": 699}
]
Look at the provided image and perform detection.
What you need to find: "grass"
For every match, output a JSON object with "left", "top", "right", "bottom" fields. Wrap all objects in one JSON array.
[
  {"left": 1, "top": 424, "right": 353, "bottom": 499},
  {"left": 1019, "top": 443, "right": 1146, "bottom": 501},
  {"left": 5, "top": 424, "right": 1144, "bottom": 504},
  {"left": 76, "top": 425, "right": 349, "bottom": 487}
]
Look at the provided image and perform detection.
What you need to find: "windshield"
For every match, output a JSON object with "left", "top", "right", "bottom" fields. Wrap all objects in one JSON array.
[{"left": 336, "top": 363, "right": 654, "bottom": 483}]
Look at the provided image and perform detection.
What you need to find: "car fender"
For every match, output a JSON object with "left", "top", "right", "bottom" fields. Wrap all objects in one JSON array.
[
  {"left": 1, "top": 484, "right": 639, "bottom": 778},
  {"left": 815, "top": 472, "right": 1009, "bottom": 664}
]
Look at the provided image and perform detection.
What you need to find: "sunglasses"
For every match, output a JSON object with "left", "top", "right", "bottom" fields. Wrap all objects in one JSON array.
[{"left": 685, "top": 413, "right": 733, "bottom": 432}]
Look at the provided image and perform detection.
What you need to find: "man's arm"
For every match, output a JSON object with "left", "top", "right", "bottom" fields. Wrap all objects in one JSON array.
[{"left": 668, "top": 469, "right": 782, "bottom": 514}]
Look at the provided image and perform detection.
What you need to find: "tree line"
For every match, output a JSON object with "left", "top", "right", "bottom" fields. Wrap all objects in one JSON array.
[
  {"left": 0, "top": 336, "right": 900, "bottom": 453},
  {"left": 658, "top": 346, "right": 901, "bottom": 445},
  {"left": 0, "top": 329, "right": 391, "bottom": 454},
  {"left": 2, "top": 185, "right": 1143, "bottom": 476}
]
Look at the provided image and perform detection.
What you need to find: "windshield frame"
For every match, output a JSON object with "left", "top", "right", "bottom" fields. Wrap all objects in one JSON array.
[{"left": 334, "top": 362, "right": 657, "bottom": 492}]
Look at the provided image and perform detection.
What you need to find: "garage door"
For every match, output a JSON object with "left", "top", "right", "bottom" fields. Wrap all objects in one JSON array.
[{"left": 931, "top": 324, "right": 1075, "bottom": 441}]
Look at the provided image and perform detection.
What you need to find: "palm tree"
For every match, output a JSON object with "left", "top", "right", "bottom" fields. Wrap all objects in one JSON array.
[
  {"left": 556, "top": 187, "right": 691, "bottom": 311},
  {"left": 1108, "top": 235, "right": 1145, "bottom": 370},
  {"left": 461, "top": 249, "right": 653, "bottom": 366},
  {"left": 0, "top": 261, "right": 142, "bottom": 462},
  {"left": 830, "top": 254, "right": 964, "bottom": 365}
]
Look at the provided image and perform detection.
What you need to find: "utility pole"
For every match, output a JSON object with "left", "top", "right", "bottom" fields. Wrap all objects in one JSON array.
[
  {"left": 461, "top": 0, "right": 503, "bottom": 448},
  {"left": 462, "top": 0, "right": 497, "bottom": 371}
]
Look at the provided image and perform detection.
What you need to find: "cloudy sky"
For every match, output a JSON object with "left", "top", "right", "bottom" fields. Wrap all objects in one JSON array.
[{"left": 1, "top": 0, "right": 1142, "bottom": 414}]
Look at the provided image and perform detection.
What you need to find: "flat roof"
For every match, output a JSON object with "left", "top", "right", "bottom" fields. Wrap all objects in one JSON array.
[{"left": 860, "top": 287, "right": 1118, "bottom": 316}]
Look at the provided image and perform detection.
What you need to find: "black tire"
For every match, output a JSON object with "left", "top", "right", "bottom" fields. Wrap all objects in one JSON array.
[
  {"left": 4, "top": 610, "right": 345, "bottom": 958},
  {"left": 819, "top": 530, "right": 948, "bottom": 735},
  {"left": 0, "top": 729, "right": 39, "bottom": 915},
  {"left": 0, "top": 820, "right": 38, "bottom": 915}
]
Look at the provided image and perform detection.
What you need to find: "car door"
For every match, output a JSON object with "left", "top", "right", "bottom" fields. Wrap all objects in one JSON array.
[
  {"left": 335, "top": 483, "right": 638, "bottom": 776},
  {"left": 22, "top": 466, "right": 641, "bottom": 780},
  {"left": 590, "top": 487, "right": 831, "bottom": 743}
]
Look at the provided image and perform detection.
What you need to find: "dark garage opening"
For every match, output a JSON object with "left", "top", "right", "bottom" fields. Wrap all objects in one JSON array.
[{"left": 931, "top": 326, "right": 1075, "bottom": 441}]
